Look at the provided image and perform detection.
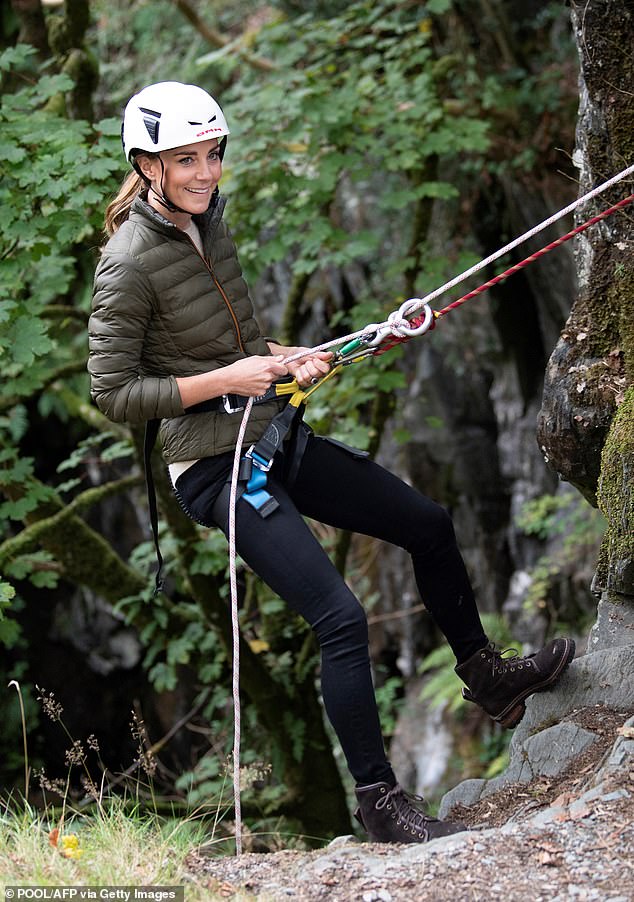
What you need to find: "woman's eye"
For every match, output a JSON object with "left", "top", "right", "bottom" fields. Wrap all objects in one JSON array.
[
  {"left": 178, "top": 157, "right": 193, "bottom": 165},
  {"left": 209, "top": 151, "right": 220, "bottom": 161}
]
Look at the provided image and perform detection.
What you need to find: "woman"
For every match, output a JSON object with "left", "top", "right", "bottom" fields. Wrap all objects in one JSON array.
[{"left": 88, "top": 81, "right": 575, "bottom": 843}]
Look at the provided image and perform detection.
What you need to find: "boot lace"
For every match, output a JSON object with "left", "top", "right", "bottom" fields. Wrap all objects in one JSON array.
[
  {"left": 375, "top": 784, "right": 436, "bottom": 839},
  {"left": 486, "top": 642, "right": 534, "bottom": 676}
]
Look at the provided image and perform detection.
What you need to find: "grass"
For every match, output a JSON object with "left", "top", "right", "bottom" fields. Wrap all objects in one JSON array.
[
  {"left": 1, "top": 681, "right": 247, "bottom": 899},
  {"left": 0, "top": 798, "right": 238, "bottom": 899}
]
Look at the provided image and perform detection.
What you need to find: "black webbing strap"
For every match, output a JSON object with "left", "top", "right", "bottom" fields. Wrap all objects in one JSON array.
[
  {"left": 144, "top": 417, "right": 164, "bottom": 596},
  {"left": 248, "top": 399, "right": 304, "bottom": 465},
  {"left": 186, "top": 377, "right": 295, "bottom": 415}
]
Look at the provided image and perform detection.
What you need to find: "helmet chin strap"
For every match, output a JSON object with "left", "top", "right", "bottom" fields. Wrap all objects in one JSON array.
[
  {"left": 151, "top": 156, "right": 190, "bottom": 216},
  {"left": 149, "top": 155, "right": 220, "bottom": 217}
]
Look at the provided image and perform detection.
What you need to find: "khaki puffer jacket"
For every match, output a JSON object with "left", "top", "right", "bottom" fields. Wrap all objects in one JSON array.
[{"left": 88, "top": 194, "right": 284, "bottom": 462}]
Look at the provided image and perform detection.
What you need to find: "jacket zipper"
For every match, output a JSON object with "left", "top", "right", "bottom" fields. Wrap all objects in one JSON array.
[
  {"left": 184, "top": 234, "right": 246, "bottom": 354},
  {"left": 209, "top": 265, "right": 246, "bottom": 355}
]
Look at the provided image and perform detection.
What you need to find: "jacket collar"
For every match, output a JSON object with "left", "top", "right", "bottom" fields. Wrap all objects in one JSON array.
[{"left": 130, "top": 191, "right": 227, "bottom": 247}]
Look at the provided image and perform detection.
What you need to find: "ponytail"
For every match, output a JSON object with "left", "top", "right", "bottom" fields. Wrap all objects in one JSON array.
[{"left": 103, "top": 171, "right": 146, "bottom": 237}]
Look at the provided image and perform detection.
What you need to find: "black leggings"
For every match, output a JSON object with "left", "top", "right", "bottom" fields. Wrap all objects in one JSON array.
[{"left": 174, "top": 434, "right": 488, "bottom": 786}]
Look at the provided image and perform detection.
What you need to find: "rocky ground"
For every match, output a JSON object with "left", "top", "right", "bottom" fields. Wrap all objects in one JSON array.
[{"left": 185, "top": 707, "right": 634, "bottom": 902}]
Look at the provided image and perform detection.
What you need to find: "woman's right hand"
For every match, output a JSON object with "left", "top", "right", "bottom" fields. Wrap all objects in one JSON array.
[
  {"left": 223, "top": 355, "right": 290, "bottom": 396},
  {"left": 176, "top": 356, "right": 290, "bottom": 409}
]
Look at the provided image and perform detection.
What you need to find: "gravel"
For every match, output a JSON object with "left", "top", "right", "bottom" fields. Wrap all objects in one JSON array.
[{"left": 184, "top": 710, "right": 634, "bottom": 901}]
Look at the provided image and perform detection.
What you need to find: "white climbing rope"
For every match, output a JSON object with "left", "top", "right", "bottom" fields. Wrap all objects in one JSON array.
[
  {"left": 226, "top": 161, "right": 634, "bottom": 854},
  {"left": 228, "top": 396, "right": 254, "bottom": 856}
]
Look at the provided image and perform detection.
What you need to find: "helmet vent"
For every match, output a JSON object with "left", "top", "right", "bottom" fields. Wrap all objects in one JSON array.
[
  {"left": 187, "top": 116, "right": 217, "bottom": 125},
  {"left": 139, "top": 106, "right": 162, "bottom": 144},
  {"left": 187, "top": 115, "right": 217, "bottom": 126}
]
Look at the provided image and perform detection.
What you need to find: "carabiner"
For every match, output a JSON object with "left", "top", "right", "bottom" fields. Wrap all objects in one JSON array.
[
  {"left": 394, "top": 300, "right": 434, "bottom": 337},
  {"left": 360, "top": 323, "right": 395, "bottom": 348}
]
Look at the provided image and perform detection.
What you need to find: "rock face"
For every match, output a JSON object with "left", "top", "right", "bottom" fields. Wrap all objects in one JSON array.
[
  {"left": 438, "top": 645, "right": 634, "bottom": 817},
  {"left": 440, "top": 0, "right": 634, "bottom": 821},
  {"left": 190, "top": 711, "right": 634, "bottom": 901},
  {"left": 534, "top": 1, "right": 634, "bottom": 695},
  {"left": 536, "top": 0, "right": 634, "bottom": 507}
]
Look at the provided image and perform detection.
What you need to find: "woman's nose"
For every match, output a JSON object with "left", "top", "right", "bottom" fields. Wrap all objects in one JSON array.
[{"left": 197, "top": 159, "right": 220, "bottom": 180}]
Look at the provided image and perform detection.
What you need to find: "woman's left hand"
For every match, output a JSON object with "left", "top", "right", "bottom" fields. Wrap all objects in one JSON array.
[{"left": 269, "top": 344, "right": 333, "bottom": 387}]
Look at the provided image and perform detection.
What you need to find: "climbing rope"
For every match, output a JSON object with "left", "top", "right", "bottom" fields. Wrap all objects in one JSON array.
[
  {"left": 227, "top": 162, "right": 633, "bottom": 854},
  {"left": 228, "top": 396, "right": 253, "bottom": 855},
  {"left": 281, "top": 161, "right": 634, "bottom": 365},
  {"left": 437, "top": 192, "right": 634, "bottom": 318},
  {"left": 373, "top": 189, "right": 634, "bottom": 357}
]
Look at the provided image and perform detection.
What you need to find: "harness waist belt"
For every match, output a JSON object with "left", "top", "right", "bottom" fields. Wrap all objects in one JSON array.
[{"left": 186, "top": 377, "right": 295, "bottom": 416}]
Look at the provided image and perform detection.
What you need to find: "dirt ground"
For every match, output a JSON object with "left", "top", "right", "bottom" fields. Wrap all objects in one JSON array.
[{"left": 185, "top": 707, "right": 634, "bottom": 901}]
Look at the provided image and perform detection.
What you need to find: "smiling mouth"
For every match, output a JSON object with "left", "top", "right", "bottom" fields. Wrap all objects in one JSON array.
[{"left": 185, "top": 187, "right": 211, "bottom": 194}]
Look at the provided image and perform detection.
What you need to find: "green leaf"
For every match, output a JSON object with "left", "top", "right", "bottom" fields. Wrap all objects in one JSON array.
[{"left": 8, "top": 315, "right": 53, "bottom": 367}]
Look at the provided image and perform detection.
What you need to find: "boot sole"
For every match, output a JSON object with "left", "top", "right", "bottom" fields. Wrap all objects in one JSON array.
[{"left": 495, "top": 638, "right": 576, "bottom": 729}]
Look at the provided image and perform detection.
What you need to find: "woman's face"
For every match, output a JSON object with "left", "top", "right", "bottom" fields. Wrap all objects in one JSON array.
[{"left": 140, "top": 138, "right": 222, "bottom": 224}]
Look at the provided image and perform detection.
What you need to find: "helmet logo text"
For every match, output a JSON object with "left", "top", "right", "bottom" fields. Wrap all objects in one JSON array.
[{"left": 195, "top": 127, "right": 223, "bottom": 137}]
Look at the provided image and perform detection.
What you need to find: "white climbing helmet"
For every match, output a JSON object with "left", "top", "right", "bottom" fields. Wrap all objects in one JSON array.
[{"left": 122, "top": 81, "right": 230, "bottom": 164}]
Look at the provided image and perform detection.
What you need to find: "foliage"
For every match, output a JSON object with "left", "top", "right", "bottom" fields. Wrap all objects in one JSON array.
[
  {"left": 479, "top": 728, "right": 512, "bottom": 780},
  {"left": 0, "top": 45, "right": 121, "bottom": 402},
  {"left": 0, "top": 578, "right": 18, "bottom": 645},
  {"left": 0, "top": 42, "right": 123, "bottom": 630},
  {"left": 417, "top": 613, "right": 522, "bottom": 713},
  {"left": 0, "top": 799, "right": 224, "bottom": 890},
  {"left": 222, "top": 0, "right": 490, "bottom": 284},
  {"left": 374, "top": 670, "right": 405, "bottom": 739},
  {"left": 92, "top": 0, "right": 202, "bottom": 102},
  {"left": 515, "top": 488, "right": 606, "bottom": 618}
]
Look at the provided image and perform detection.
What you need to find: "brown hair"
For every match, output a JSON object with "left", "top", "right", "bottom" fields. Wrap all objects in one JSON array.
[{"left": 103, "top": 170, "right": 147, "bottom": 237}]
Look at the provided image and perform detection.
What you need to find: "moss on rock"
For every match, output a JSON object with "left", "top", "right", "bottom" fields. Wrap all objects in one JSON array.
[{"left": 597, "top": 385, "right": 634, "bottom": 594}]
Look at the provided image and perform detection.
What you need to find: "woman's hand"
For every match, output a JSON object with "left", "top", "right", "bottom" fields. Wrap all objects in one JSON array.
[
  {"left": 175, "top": 356, "right": 289, "bottom": 408},
  {"left": 288, "top": 351, "right": 333, "bottom": 387},
  {"left": 223, "top": 355, "right": 290, "bottom": 396},
  {"left": 268, "top": 343, "right": 333, "bottom": 387}
]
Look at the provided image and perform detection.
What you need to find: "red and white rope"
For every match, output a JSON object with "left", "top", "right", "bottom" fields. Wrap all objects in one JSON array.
[{"left": 283, "top": 162, "right": 634, "bottom": 364}]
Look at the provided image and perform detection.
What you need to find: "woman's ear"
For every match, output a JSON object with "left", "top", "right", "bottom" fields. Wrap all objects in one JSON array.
[{"left": 136, "top": 153, "right": 159, "bottom": 183}]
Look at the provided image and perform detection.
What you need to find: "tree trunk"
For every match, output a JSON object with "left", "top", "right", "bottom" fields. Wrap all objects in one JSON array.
[{"left": 10, "top": 0, "right": 49, "bottom": 58}]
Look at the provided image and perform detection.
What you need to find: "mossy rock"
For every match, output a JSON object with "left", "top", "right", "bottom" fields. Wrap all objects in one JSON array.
[{"left": 597, "top": 385, "right": 634, "bottom": 594}]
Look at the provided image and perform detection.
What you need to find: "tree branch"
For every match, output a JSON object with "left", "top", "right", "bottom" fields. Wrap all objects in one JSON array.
[
  {"left": 0, "top": 360, "right": 88, "bottom": 414},
  {"left": 171, "top": 0, "right": 276, "bottom": 72},
  {"left": 0, "top": 475, "right": 141, "bottom": 573},
  {"left": 280, "top": 272, "right": 311, "bottom": 344},
  {"left": 43, "top": 304, "right": 88, "bottom": 324}
]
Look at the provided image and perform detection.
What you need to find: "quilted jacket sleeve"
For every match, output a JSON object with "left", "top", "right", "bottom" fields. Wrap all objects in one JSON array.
[{"left": 88, "top": 251, "right": 185, "bottom": 424}]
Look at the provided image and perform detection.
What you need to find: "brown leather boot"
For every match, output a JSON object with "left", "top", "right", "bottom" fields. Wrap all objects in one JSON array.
[
  {"left": 354, "top": 782, "right": 467, "bottom": 843},
  {"left": 455, "top": 637, "right": 575, "bottom": 728}
]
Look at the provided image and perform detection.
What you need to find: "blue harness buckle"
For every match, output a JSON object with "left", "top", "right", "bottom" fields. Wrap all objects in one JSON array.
[{"left": 240, "top": 447, "right": 279, "bottom": 517}]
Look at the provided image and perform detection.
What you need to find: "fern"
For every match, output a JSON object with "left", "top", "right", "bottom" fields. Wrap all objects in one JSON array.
[{"left": 418, "top": 613, "right": 522, "bottom": 711}]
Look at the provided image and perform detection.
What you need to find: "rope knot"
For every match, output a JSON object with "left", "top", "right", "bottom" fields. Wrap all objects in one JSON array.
[{"left": 387, "top": 309, "right": 411, "bottom": 336}]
